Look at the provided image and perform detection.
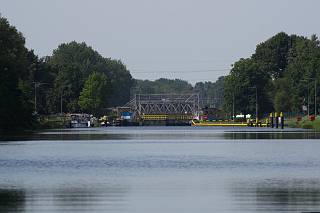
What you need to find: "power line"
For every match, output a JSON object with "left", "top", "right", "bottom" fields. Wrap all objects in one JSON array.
[{"left": 136, "top": 78, "right": 225, "bottom": 83}]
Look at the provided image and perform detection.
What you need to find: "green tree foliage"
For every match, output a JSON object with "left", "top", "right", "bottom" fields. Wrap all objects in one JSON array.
[
  {"left": 5, "top": 11, "right": 320, "bottom": 128},
  {"left": 134, "top": 78, "right": 193, "bottom": 94},
  {"left": 252, "top": 32, "right": 291, "bottom": 79},
  {"left": 224, "top": 58, "right": 273, "bottom": 117},
  {"left": 0, "top": 15, "right": 135, "bottom": 129},
  {"left": 47, "top": 41, "right": 133, "bottom": 113},
  {"left": 0, "top": 16, "right": 34, "bottom": 131},
  {"left": 273, "top": 78, "right": 298, "bottom": 112},
  {"left": 78, "top": 72, "right": 111, "bottom": 115},
  {"left": 194, "top": 76, "right": 225, "bottom": 108},
  {"left": 27, "top": 53, "right": 55, "bottom": 114},
  {"left": 104, "top": 58, "right": 134, "bottom": 106},
  {"left": 224, "top": 32, "right": 320, "bottom": 116}
]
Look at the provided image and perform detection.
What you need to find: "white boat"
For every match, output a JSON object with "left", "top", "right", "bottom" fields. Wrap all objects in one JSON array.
[{"left": 69, "top": 114, "right": 91, "bottom": 128}]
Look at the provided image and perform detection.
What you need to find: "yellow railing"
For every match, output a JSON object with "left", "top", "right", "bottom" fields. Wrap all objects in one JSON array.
[{"left": 141, "top": 114, "right": 193, "bottom": 121}]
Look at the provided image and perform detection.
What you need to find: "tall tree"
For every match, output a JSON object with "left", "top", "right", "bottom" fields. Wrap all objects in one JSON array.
[
  {"left": 224, "top": 32, "right": 320, "bottom": 116},
  {"left": 27, "top": 52, "right": 55, "bottom": 114},
  {"left": 273, "top": 78, "right": 298, "bottom": 113},
  {"left": 47, "top": 41, "right": 133, "bottom": 113},
  {"left": 0, "top": 16, "right": 34, "bottom": 131},
  {"left": 78, "top": 72, "right": 111, "bottom": 115},
  {"left": 284, "top": 34, "right": 320, "bottom": 113},
  {"left": 224, "top": 58, "right": 273, "bottom": 117},
  {"left": 253, "top": 32, "right": 291, "bottom": 79}
]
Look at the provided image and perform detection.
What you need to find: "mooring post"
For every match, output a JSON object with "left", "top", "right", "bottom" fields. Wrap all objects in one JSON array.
[
  {"left": 280, "top": 112, "right": 284, "bottom": 129},
  {"left": 270, "top": 112, "right": 274, "bottom": 128},
  {"left": 275, "top": 112, "right": 279, "bottom": 128}
]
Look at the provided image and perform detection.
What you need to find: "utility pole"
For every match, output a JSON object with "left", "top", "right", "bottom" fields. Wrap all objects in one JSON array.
[
  {"left": 33, "top": 82, "right": 49, "bottom": 114},
  {"left": 303, "top": 78, "right": 317, "bottom": 116},
  {"left": 34, "top": 82, "right": 37, "bottom": 113},
  {"left": 308, "top": 87, "right": 310, "bottom": 117},
  {"left": 302, "top": 79, "right": 310, "bottom": 116},
  {"left": 232, "top": 92, "right": 235, "bottom": 121},
  {"left": 255, "top": 86, "right": 258, "bottom": 123},
  {"left": 60, "top": 93, "right": 63, "bottom": 114},
  {"left": 315, "top": 79, "right": 317, "bottom": 116}
]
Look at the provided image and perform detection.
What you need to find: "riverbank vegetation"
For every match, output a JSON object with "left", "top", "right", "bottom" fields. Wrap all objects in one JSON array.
[
  {"left": 2, "top": 14, "right": 320, "bottom": 131},
  {"left": 0, "top": 16, "right": 36, "bottom": 131},
  {"left": 224, "top": 32, "right": 320, "bottom": 119},
  {"left": 286, "top": 116, "right": 320, "bottom": 130},
  {"left": 0, "top": 16, "right": 134, "bottom": 131}
]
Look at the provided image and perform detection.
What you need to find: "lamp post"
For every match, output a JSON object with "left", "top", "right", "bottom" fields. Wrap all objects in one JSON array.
[
  {"left": 315, "top": 79, "right": 317, "bottom": 116},
  {"left": 302, "top": 78, "right": 317, "bottom": 116},
  {"left": 60, "top": 93, "right": 63, "bottom": 114},
  {"left": 308, "top": 86, "right": 310, "bottom": 117},
  {"left": 232, "top": 92, "right": 235, "bottom": 122}
]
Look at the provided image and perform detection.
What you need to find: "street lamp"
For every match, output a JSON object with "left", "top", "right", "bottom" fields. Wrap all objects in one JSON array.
[
  {"left": 301, "top": 79, "right": 310, "bottom": 116},
  {"left": 314, "top": 78, "right": 317, "bottom": 116},
  {"left": 302, "top": 78, "right": 317, "bottom": 116},
  {"left": 232, "top": 92, "right": 235, "bottom": 122}
]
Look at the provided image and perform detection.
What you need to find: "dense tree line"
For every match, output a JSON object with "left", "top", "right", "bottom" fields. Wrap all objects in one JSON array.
[
  {"left": 0, "top": 16, "right": 35, "bottom": 130},
  {"left": 0, "top": 16, "right": 133, "bottom": 131},
  {"left": 134, "top": 78, "right": 193, "bottom": 95},
  {"left": 1, "top": 15, "right": 225, "bottom": 132},
  {"left": 224, "top": 32, "right": 320, "bottom": 117},
  {"left": 46, "top": 41, "right": 133, "bottom": 113},
  {"left": 194, "top": 76, "right": 225, "bottom": 109},
  {"left": 134, "top": 78, "right": 225, "bottom": 108},
  {"left": 5, "top": 13, "right": 317, "bottom": 130}
]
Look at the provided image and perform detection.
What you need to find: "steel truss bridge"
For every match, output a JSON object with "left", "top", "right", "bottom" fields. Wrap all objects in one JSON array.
[{"left": 123, "top": 94, "right": 200, "bottom": 120}]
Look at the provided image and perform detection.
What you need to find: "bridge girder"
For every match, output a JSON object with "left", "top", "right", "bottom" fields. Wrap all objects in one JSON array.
[{"left": 124, "top": 94, "right": 200, "bottom": 119}]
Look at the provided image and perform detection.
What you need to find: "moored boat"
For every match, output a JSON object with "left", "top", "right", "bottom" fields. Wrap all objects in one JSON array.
[{"left": 69, "top": 113, "right": 91, "bottom": 128}]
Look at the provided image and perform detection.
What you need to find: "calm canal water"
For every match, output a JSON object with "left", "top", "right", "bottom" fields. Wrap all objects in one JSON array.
[{"left": 1, "top": 127, "right": 320, "bottom": 213}]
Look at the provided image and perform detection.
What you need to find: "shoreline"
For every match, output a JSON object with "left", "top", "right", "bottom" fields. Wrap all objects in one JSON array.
[{"left": 286, "top": 117, "right": 320, "bottom": 130}]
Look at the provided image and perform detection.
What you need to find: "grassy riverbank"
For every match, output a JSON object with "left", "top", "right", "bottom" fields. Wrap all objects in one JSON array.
[
  {"left": 286, "top": 116, "right": 320, "bottom": 130},
  {"left": 38, "top": 115, "right": 71, "bottom": 129}
]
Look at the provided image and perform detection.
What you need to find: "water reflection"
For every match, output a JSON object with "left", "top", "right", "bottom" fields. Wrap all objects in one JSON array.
[
  {"left": 232, "top": 179, "right": 320, "bottom": 212},
  {"left": 52, "top": 186, "right": 128, "bottom": 212},
  {"left": 0, "top": 131, "right": 129, "bottom": 141},
  {"left": 0, "top": 185, "right": 128, "bottom": 212},
  {"left": 1, "top": 127, "right": 320, "bottom": 141},
  {"left": 0, "top": 188, "right": 25, "bottom": 213},
  {"left": 1, "top": 127, "right": 320, "bottom": 212},
  {"left": 223, "top": 131, "right": 320, "bottom": 140}
]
